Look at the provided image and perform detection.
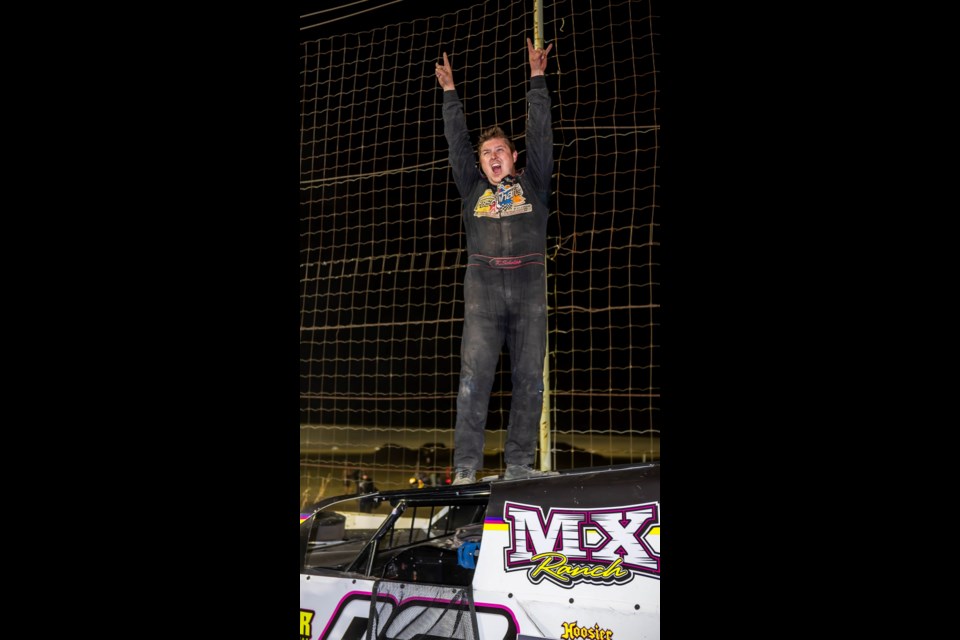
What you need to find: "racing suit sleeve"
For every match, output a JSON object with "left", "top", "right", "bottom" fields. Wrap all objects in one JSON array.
[
  {"left": 523, "top": 74, "right": 553, "bottom": 206},
  {"left": 442, "top": 89, "right": 481, "bottom": 200}
]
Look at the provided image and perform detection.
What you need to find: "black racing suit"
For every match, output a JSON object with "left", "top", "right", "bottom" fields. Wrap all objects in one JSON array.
[{"left": 442, "top": 75, "right": 553, "bottom": 471}]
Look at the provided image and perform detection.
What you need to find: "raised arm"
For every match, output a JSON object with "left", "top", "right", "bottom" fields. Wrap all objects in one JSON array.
[
  {"left": 436, "top": 51, "right": 478, "bottom": 199},
  {"left": 524, "top": 38, "right": 554, "bottom": 201}
]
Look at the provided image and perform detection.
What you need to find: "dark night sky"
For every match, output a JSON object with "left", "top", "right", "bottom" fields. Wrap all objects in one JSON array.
[
  {"left": 298, "top": 1, "right": 661, "bottom": 437},
  {"left": 295, "top": 0, "right": 834, "bottom": 464},
  {"left": 300, "top": 1, "right": 484, "bottom": 37}
]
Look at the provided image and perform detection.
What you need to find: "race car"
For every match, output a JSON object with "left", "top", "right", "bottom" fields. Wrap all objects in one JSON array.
[{"left": 299, "top": 462, "right": 660, "bottom": 640}]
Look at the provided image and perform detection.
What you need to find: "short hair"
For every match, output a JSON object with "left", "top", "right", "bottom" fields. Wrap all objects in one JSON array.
[{"left": 477, "top": 125, "right": 515, "bottom": 157}]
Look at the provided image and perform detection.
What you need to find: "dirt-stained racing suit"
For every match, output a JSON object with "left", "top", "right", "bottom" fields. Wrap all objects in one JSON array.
[{"left": 441, "top": 74, "right": 553, "bottom": 471}]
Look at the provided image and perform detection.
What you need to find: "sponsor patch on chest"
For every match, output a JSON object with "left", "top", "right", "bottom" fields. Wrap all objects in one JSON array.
[{"left": 474, "top": 181, "right": 533, "bottom": 218}]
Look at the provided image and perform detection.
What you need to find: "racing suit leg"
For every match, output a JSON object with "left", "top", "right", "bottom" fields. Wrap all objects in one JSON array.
[
  {"left": 503, "top": 268, "right": 547, "bottom": 467},
  {"left": 454, "top": 271, "right": 506, "bottom": 471}
]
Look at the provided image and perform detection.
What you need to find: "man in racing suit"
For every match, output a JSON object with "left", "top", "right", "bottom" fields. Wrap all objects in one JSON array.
[{"left": 435, "top": 38, "right": 557, "bottom": 485}]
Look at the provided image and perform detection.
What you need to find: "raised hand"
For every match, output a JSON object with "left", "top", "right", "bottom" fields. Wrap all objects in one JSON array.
[
  {"left": 435, "top": 52, "right": 454, "bottom": 90},
  {"left": 527, "top": 37, "right": 553, "bottom": 76}
]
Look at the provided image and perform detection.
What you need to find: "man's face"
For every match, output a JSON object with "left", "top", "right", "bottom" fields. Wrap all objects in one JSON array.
[{"left": 479, "top": 137, "right": 517, "bottom": 185}]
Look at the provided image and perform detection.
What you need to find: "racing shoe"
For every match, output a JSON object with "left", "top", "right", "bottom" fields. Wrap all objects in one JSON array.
[
  {"left": 451, "top": 467, "right": 477, "bottom": 485},
  {"left": 503, "top": 464, "right": 560, "bottom": 481}
]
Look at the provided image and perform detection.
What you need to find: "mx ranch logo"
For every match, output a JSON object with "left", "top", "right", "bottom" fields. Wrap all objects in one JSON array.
[{"left": 502, "top": 500, "right": 660, "bottom": 588}]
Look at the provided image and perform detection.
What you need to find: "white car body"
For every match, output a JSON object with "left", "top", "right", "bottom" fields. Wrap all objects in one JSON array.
[{"left": 299, "top": 463, "right": 660, "bottom": 640}]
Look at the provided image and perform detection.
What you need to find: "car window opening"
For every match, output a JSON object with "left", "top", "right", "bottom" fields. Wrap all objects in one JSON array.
[{"left": 302, "top": 492, "right": 488, "bottom": 587}]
